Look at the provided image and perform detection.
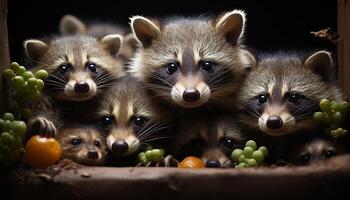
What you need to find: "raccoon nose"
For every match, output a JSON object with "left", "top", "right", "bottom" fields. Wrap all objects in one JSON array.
[
  {"left": 205, "top": 160, "right": 222, "bottom": 168},
  {"left": 74, "top": 81, "right": 90, "bottom": 94},
  {"left": 112, "top": 140, "right": 129, "bottom": 154},
  {"left": 266, "top": 115, "right": 283, "bottom": 129},
  {"left": 87, "top": 151, "right": 98, "bottom": 159},
  {"left": 183, "top": 89, "right": 200, "bottom": 102}
]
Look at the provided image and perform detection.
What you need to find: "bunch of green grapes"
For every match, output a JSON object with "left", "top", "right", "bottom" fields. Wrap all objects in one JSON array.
[
  {"left": 3, "top": 62, "right": 48, "bottom": 119},
  {"left": 313, "top": 99, "right": 349, "bottom": 138},
  {"left": 231, "top": 140, "right": 268, "bottom": 168},
  {"left": 138, "top": 148, "right": 165, "bottom": 166},
  {"left": 0, "top": 113, "right": 27, "bottom": 168}
]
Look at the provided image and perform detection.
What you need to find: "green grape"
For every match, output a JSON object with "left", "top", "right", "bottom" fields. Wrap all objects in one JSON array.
[
  {"left": 236, "top": 162, "right": 247, "bottom": 168},
  {"left": 258, "top": 146, "right": 269, "bottom": 157},
  {"left": 247, "top": 159, "right": 258, "bottom": 167},
  {"left": 160, "top": 149, "right": 165, "bottom": 156},
  {"left": 0, "top": 119, "right": 5, "bottom": 130},
  {"left": 11, "top": 76, "right": 25, "bottom": 90},
  {"left": 151, "top": 149, "right": 163, "bottom": 162},
  {"left": 21, "top": 81, "right": 31, "bottom": 94},
  {"left": 22, "top": 71, "right": 34, "bottom": 80},
  {"left": 324, "top": 113, "right": 331, "bottom": 124},
  {"left": 17, "top": 66, "right": 26, "bottom": 76},
  {"left": 27, "top": 77, "right": 38, "bottom": 88},
  {"left": 138, "top": 152, "right": 145, "bottom": 161},
  {"left": 313, "top": 112, "right": 324, "bottom": 123},
  {"left": 36, "top": 79, "right": 44, "bottom": 91},
  {"left": 330, "top": 101, "right": 339, "bottom": 111},
  {"left": 1, "top": 132, "right": 14, "bottom": 145},
  {"left": 320, "top": 99, "right": 331, "bottom": 112},
  {"left": 252, "top": 150, "right": 264, "bottom": 164},
  {"left": 2, "top": 120, "right": 12, "bottom": 132},
  {"left": 10, "top": 62, "right": 20, "bottom": 73},
  {"left": 3, "top": 69, "right": 15, "bottom": 81},
  {"left": 35, "top": 70, "right": 49, "bottom": 80},
  {"left": 245, "top": 140, "right": 257, "bottom": 151},
  {"left": 243, "top": 146, "right": 254, "bottom": 158},
  {"left": 145, "top": 150, "right": 153, "bottom": 161},
  {"left": 231, "top": 149, "right": 243, "bottom": 161},
  {"left": 331, "top": 112, "right": 343, "bottom": 125},
  {"left": 238, "top": 155, "right": 246, "bottom": 163},
  {"left": 141, "top": 156, "right": 149, "bottom": 165},
  {"left": 338, "top": 102, "right": 350, "bottom": 113},
  {"left": 11, "top": 120, "right": 27, "bottom": 137},
  {"left": 3, "top": 113, "right": 14, "bottom": 121}
]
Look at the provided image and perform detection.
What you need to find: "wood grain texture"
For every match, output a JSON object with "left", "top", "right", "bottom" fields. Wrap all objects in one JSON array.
[{"left": 0, "top": 0, "right": 9, "bottom": 112}]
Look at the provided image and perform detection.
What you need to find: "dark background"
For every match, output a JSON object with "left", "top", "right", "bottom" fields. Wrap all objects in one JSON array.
[{"left": 7, "top": 0, "right": 337, "bottom": 63}]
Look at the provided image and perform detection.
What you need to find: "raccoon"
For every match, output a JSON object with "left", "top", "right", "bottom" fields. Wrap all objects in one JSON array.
[
  {"left": 129, "top": 10, "right": 255, "bottom": 110},
  {"left": 288, "top": 137, "right": 347, "bottom": 165},
  {"left": 24, "top": 34, "right": 124, "bottom": 136},
  {"left": 173, "top": 114, "right": 245, "bottom": 168},
  {"left": 96, "top": 76, "right": 170, "bottom": 165},
  {"left": 59, "top": 15, "right": 138, "bottom": 65},
  {"left": 238, "top": 51, "right": 343, "bottom": 137},
  {"left": 57, "top": 125, "right": 107, "bottom": 166}
]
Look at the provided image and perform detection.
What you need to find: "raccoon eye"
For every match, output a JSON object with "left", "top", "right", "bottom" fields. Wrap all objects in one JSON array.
[
  {"left": 94, "top": 141, "right": 101, "bottom": 147},
  {"left": 166, "top": 63, "right": 178, "bottom": 74},
  {"left": 324, "top": 150, "right": 336, "bottom": 158},
  {"left": 201, "top": 61, "right": 214, "bottom": 72},
  {"left": 222, "top": 138, "right": 236, "bottom": 149},
  {"left": 71, "top": 138, "right": 82, "bottom": 146},
  {"left": 288, "top": 94, "right": 300, "bottom": 104},
  {"left": 102, "top": 116, "right": 114, "bottom": 126},
  {"left": 258, "top": 94, "right": 268, "bottom": 104},
  {"left": 59, "top": 64, "right": 70, "bottom": 73},
  {"left": 300, "top": 153, "right": 311, "bottom": 164},
  {"left": 87, "top": 63, "right": 97, "bottom": 73},
  {"left": 133, "top": 116, "right": 148, "bottom": 127}
]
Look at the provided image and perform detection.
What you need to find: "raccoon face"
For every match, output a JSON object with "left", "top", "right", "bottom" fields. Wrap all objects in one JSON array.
[
  {"left": 24, "top": 35, "right": 124, "bottom": 101},
  {"left": 130, "top": 10, "right": 255, "bottom": 108},
  {"left": 58, "top": 127, "right": 107, "bottom": 166},
  {"left": 239, "top": 51, "right": 343, "bottom": 136},
  {"left": 176, "top": 116, "right": 244, "bottom": 168},
  {"left": 97, "top": 78, "right": 167, "bottom": 156},
  {"left": 289, "top": 138, "right": 345, "bottom": 165}
]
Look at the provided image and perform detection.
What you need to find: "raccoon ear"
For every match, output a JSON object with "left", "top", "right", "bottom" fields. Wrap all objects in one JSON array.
[
  {"left": 124, "top": 33, "right": 139, "bottom": 51},
  {"left": 214, "top": 10, "right": 246, "bottom": 45},
  {"left": 304, "top": 51, "right": 332, "bottom": 80},
  {"left": 241, "top": 49, "right": 257, "bottom": 70},
  {"left": 24, "top": 39, "right": 48, "bottom": 63},
  {"left": 130, "top": 16, "right": 161, "bottom": 48},
  {"left": 101, "top": 34, "right": 123, "bottom": 56},
  {"left": 59, "top": 15, "right": 86, "bottom": 35}
]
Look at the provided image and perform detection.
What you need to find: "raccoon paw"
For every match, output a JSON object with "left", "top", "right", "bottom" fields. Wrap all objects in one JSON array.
[
  {"left": 29, "top": 117, "right": 57, "bottom": 137},
  {"left": 162, "top": 155, "right": 179, "bottom": 167}
]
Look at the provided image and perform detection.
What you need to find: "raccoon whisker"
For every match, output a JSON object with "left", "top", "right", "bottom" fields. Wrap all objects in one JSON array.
[
  {"left": 145, "top": 73, "right": 174, "bottom": 88},
  {"left": 141, "top": 136, "right": 172, "bottom": 143},
  {"left": 137, "top": 122, "right": 169, "bottom": 140},
  {"left": 95, "top": 74, "right": 115, "bottom": 84}
]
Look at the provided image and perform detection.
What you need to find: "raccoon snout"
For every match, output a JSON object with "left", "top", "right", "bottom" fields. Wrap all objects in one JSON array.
[
  {"left": 205, "top": 160, "right": 222, "bottom": 168},
  {"left": 183, "top": 89, "right": 200, "bottom": 102},
  {"left": 112, "top": 140, "right": 129, "bottom": 154},
  {"left": 87, "top": 150, "right": 98, "bottom": 159},
  {"left": 266, "top": 115, "right": 283, "bottom": 129},
  {"left": 74, "top": 81, "right": 90, "bottom": 94}
]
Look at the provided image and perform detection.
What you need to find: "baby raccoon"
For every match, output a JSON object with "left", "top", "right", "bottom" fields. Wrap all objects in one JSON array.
[
  {"left": 59, "top": 14, "right": 138, "bottom": 64},
  {"left": 24, "top": 34, "right": 125, "bottom": 135},
  {"left": 238, "top": 51, "right": 343, "bottom": 137},
  {"left": 173, "top": 114, "right": 245, "bottom": 168},
  {"left": 129, "top": 10, "right": 255, "bottom": 109},
  {"left": 96, "top": 76, "right": 170, "bottom": 162},
  {"left": 288, "top": 137, "right": 346, "bottom": 165},
  {"left": 57, "top": 126, "right": 107, "bottom": 166}
]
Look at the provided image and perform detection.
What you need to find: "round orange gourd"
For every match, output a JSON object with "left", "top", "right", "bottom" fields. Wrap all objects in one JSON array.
[
  {"left": 25, "top": 135, "right": 62, "bottom": 168},
  {"left": 178, "top": 156, "right": 205, "bottom": 168}
]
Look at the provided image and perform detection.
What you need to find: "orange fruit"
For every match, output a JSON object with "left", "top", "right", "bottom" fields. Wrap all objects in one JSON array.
[
  {"left": 25, "top": 135, "right": 62, "bottom": 168},
  {"left": 178, "top": 156, "right": 205, "bottom": 168}
]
